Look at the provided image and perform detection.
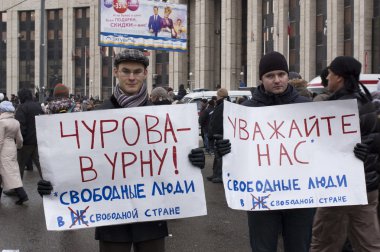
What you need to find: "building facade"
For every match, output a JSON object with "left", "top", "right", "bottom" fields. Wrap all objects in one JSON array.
[{"left": 0, "top": 0, "right": 379, "bottom": 100}]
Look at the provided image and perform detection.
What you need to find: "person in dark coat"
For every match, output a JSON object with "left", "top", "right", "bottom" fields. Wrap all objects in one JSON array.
[
  {"left": 175, "top": 84, "right": 187, "bottom": 101},
  {"left": 310, "top": 56, "right": 380, "bottom": 251},
  {"left": 15, "top": 88, "right": 45, "bottom": 179},
  {"left": 207, "top": 88, "right": 229, "bottom": 183},
  {"left": 37, "top": 49, "right": 205, "bottom": 252},
  {"left": 216, "top": 51, "right": 315, "bottom": 252},
  {"left": 199, "top": 99, "right": 215, "bottom": 154}
]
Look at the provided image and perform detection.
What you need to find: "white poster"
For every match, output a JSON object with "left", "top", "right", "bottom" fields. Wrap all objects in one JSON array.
[
  {"left": 36, "top": 104, "right": 206, "bottom": 230},
  {"left": 99, "top": 0, "right": 187, "bottom": 51},
  {"left": 223, "top": 100, "right": 367, "bottom": 211}
]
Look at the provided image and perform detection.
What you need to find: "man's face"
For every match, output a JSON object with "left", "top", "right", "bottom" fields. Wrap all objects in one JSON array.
[
  {"left": 326, "top": 69, "right": 344, "bottom": 93},
  {"left": 114, "top": 62, "right": 147, "bottom": 96},
  {"left": 261, "top": 70, "right": 289, "bottom": 94},
  {"left": 153, "top": 7, "right": 158, "bottom": 15}
]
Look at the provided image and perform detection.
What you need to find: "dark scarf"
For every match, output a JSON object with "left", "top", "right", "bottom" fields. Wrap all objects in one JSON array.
[{"left": 114, "top": 83, "right": 148, "bottom": 108}]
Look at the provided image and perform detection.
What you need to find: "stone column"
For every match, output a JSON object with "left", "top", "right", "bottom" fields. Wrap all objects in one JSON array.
[
  {"left": 89, "top": 2, "right": 102, "bottom": 99},
  {"left": 62, "top": 6, "right": 75, "bottom": 92},
  {"left": 275, "top": 0, "right": 288, "bottom": 55},
  {"left": 354, "top": 0, "right": 373, "bottom": 73},
  {"left": 6, "top": 10, "right": 19, "bottom": 95},
  {"left": 168, "top": 0, "right": 188, "bottom": 91},
  {"left": 220, "top": 0, "right": 242, "bottom": 90},
  {"left": 192, "top": 0, "right": 216, "bottom": 90},
  {"left": 246, "top": 0, "right": 262, "bottom": 87},
  {"left": 300, "top": 0, "right": 316, "bottom": 81},
  {"left": 147, "top": 52, "right": 156, "bottom": 92},
  {"left": 327, "top": 0, "right": 344, "bottom": 63}
]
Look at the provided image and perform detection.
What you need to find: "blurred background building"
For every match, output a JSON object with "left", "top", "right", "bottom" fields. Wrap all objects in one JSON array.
[{"left": 0, "top": 0, "right": 379, "bottom": 100}]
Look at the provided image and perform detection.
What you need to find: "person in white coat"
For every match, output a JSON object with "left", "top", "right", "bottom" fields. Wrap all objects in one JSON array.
[{"left": 0, "top": 101, "right": 28, "bottom": 205}]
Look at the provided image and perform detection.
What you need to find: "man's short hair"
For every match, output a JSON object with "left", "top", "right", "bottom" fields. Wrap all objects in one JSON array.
[
  {"left": 114, "top": 49, "right": 149, "bottom": 68},
  {"left": 217, "top": 88, "right": 228, "bottom": 98}
]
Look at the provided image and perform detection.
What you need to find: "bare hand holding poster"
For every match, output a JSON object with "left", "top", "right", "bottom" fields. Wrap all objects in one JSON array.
[
  {"left": 223, "top": 100, "right": 367, "bottom": 211},
  {"left": 36, "top": 104, "right": 206, "bottom": 230}
]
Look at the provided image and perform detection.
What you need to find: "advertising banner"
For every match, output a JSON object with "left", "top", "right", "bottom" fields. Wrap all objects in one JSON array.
[{"left": 99, "top": 0, "right": 187, "bottom": 52}]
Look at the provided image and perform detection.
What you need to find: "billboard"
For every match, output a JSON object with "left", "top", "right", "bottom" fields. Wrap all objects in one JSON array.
[{"left": 99, "top": 0, "right": 187, "bottom": 52}]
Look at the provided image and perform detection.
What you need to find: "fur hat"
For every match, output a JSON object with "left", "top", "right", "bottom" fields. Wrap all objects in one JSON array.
[
  {"left": 259, "top": 51, "right": 289, "bottom": 80},
  {"left": 114, "top": 49, "right": 149, "bottom": 67},
  {"left": 217, "top": 88, "right": 228, "bottom": 98},
  {"left": 289, "top": 71, "right": 302, "bottom": 80},
  {"left": 53, "top": 83, "right": 69, "bottom": 98},
  {"left": 0, "top": 101, "right": 15, "bottom": 113},
  {"left": 329, "top": 56, "right": 361, "bottom": 82},
  {"left": 150, "top": 87, "right": 169, "bottom": 102}
]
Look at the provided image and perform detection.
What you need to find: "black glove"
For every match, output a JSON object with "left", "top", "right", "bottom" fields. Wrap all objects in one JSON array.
[
  {"left": 37, "top": 179, "right": 53, "bottom": 197},
  {"left": 354, "top": 139, "right": 373, "bottom": 161},
  {"left": 188, "top": 148, "right": 205, "bottom": 169},
  {"left": 214, "top": 134, "right": 231, "bottom": 156}
]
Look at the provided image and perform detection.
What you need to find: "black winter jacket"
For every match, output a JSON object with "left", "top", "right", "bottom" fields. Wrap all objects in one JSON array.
[
  {"left": 208, "top": 98, "right": 227, "bottom": 140},
  {"left": 328, "top": 88, "right": 380, "bottom": 192},
  {"left": 94, "top": 95, "right": 168, "bottom": 243},
  {"left": 15, "top": 100, "right": 44, "bottom": 145}
]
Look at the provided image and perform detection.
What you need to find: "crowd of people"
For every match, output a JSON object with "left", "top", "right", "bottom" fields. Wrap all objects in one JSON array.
[{"left": 1, "top": 48, "right": 380, "bottom": 252}]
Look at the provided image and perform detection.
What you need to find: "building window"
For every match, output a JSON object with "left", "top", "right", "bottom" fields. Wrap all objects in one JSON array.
[
  {"left": 47, "top": 9, "right": 63, "bottom": 96},
  {"left": 372, "top": 1, "right": 380, "bottom": 73},
  {"left": 344, "top": 0, "right": 354, "bottom": 56},
  {"left": 316, "top": 0, "right": 327, "bottom": 76},
  {"left": 101, "top": 46, "right": 115, "bottom": 99},
  {"left": 0, "top": 12, "right": 6, "bottom": 93},
  {"left": 74, "top": 7, "right": 90, "bottom": 97},
  {"left": 262, "top": 0, "right": 274, "bottom": 54},
  {"left": 155, "top": 51, "right": 169, "bottom": 88},
  {"left": 18, "top": 11, "right": 35, "bottom": 91},
  {"left": 288, "top": 0, "right": 300, "bottom": 72}
]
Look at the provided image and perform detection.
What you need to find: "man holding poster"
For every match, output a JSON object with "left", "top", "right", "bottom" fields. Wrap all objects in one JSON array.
[
  {"left": 215, "top": 51, "right": 314, "bottom": 252},
  {"left": 37, "top": 49, "right": 206, "bottom": 252},
  {"left": 241, "top": 52, "right": 314, "bottom": 252},
  {"left": 310, "top": 56, "right": 380, "bottom": 251}
]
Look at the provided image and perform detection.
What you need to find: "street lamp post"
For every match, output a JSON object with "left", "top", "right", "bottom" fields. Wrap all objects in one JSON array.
[
  {"left": 239, "top": 71, "right": 245, "bottom": 87},
  {"left": 188, "top": 72, "right": 193, "bottom": 91},
  {"left": 39, "top": 0, "right": 46, "bottom": 103}
]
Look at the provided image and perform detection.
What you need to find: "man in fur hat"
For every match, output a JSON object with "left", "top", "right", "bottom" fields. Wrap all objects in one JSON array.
[{"left": 38, "top": 48, "right": 205, "bottom": 252}]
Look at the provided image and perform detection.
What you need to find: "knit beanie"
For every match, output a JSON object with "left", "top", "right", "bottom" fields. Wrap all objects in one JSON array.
[
  {"left": 259, "top": 51, "right": 289, "bottom": 80},
  {"left": 0, "top": 101, "right": 15, "bottom": 113},
  {"left": 329, "top": 56, "right": 361, "bottom": 82},
  {"left": 53, "top": 83, "right": 70, "bottom": 98},
  {"left": 217, "top": 88, "right": 228, "bottom": 98}
]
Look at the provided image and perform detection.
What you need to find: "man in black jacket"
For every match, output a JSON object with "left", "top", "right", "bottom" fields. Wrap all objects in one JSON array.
[
  {"left": 310, "top": 56, "right": 380, "bottom": 251},
  {"left": 15, "top": 88, "right": 45, "bottom": 179},
  {"left": 216, "top": 51, "right": 314, "bottom": 252}
]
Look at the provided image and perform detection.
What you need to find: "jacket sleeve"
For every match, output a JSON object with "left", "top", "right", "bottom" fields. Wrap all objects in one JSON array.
[
  {"left": 16, "top": 122, "right": 23, "bottom": 149},
  {"left": 0, "top": 124, "right": 4, "bottom": 153},
  {"left": 15, "top": 105, "right": 28, "bottom": 138},
  {"left": 199, "top": 110, "right": 207, "bottom": 126}
]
